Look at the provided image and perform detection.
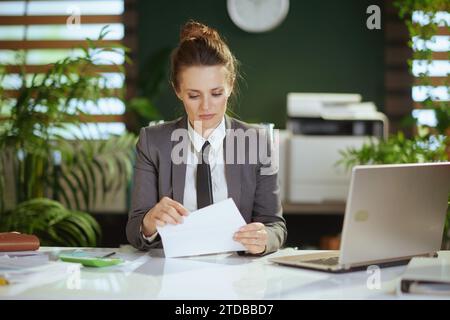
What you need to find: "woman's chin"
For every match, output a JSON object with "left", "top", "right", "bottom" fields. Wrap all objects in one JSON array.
[{"left": 199, "top": 117, "right": 219, "bottom": 130}]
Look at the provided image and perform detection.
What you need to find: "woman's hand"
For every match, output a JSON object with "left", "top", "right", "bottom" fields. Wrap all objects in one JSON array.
[
  {"left": 233, "top": 222, "right": 268, "bottom": 254},
  {"left": 142, "top": 197, "right": 189, "bottom": 237}
]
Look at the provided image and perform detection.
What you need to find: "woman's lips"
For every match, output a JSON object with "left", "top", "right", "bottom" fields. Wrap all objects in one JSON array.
[{"left": 199, "top": 114, "right": 215, "bottom": 120}]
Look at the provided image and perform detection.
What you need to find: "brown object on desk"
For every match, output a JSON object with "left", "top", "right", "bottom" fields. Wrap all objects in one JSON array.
[
  {"left": 320, "top": 234, "right": 341, "bottom": 250},
  {"left": 0, "top": 232, "right": 40, "bottom": 251}
]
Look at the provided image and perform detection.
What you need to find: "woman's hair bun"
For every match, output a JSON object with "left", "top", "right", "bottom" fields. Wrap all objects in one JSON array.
[
  {"left": 180, "top": 20, "right": 221, "bottom": 43},
  {"left": 171, "top": 20, "right": 238, "bottom": 92}
]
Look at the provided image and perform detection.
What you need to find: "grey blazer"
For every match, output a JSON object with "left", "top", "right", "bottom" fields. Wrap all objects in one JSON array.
[{"left": 126, "top": 115, "right": 287, "bottom": 254}]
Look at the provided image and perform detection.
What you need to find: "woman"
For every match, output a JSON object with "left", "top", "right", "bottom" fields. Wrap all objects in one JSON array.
[{"left": 126, "top": 21, "right": 286, "bottom": 255}]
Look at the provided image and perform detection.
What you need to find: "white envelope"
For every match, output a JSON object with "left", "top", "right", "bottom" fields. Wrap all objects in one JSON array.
[{"left": 157, "top": 198, "right": 247, "bottom": 258}]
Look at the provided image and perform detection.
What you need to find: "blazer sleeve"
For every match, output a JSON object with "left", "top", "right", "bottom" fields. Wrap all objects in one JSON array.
[
  {"left": 251, "top": 129, "right": 287, "bottom": 255},
  {"left": 126, "top": 127, "right": 163, "bottom": 250}
]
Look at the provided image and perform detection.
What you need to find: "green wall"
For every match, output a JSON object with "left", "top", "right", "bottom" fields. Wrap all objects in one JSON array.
[{"left": 138, "top": 0, "right": 385, "bottom": 129}]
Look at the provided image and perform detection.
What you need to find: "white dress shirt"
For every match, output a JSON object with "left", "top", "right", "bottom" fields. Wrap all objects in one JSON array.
[
  {"left": 142, "top": 116, "right": 228, "bottom": 242},
  {"left": 183, "top": 116, "right": 228, "bottom": 212}
]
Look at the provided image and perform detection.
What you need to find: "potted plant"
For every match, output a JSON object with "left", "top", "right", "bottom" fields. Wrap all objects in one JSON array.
[
  {"left": 0, "top": 28, "right": 136, "bottom": 246},
  {"left": 394, "top": 0, "right": 449, "bottom": 154}
]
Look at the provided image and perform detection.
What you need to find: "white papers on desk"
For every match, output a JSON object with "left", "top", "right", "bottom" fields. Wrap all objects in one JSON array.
[
  {"left": 0, "top": 255, "right": 81, "bottom": 296},
  {"left": 157, "top": 198, "right": 247, "bottom": 258},
  {"left": 0, "top": 251, "right": 45, "bottom": 258}
]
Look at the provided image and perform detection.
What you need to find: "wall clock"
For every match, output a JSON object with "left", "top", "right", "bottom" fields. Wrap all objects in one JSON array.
[{"left": 227, "top": 0, "right": 290, "bottom": 33}]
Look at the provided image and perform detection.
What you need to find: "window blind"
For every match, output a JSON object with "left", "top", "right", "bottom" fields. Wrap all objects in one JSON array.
[{"left": 0, "top": 0, "right": 130, "bottom": 138}]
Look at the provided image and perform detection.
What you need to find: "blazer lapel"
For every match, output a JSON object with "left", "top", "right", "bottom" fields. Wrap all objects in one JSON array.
[
  {"left": 224, "top": 115, "right": 241, "bottom": 209},
  {"left": 171, "top": 116, "right": 188, "bottom": 204}
]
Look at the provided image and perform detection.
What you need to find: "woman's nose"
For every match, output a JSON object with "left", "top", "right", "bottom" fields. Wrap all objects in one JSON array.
[{"left": 200, "top": 97, "right": 210, "bottom": 110}]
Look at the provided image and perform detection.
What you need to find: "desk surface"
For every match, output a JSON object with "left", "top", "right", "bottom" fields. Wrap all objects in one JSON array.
[{"left": 2, "top": 247, "right": 449, "bottom": 300}]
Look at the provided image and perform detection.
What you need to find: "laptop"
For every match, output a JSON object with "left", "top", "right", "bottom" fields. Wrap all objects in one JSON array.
[{"left": 270, "top": 162, "right": 450, "bottom": 272}]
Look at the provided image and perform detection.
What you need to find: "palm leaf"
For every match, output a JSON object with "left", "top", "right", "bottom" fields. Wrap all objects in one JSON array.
[
  {"left": 58, "top": 172, "right": 82, "bottom": 211},
  {"left": 91, "top": 158, "right": 108, "bottom": 203},
  {"left": 54, "top": 221, "right": 86, "bottom": 247},
  {"left": 71, "top": 167, "right": 91, "bottom": 211},
  {"left": 65, "top": 213, "right": 97, "bottom": 247},
  {"left": 0, "top": 198, "right": 101, "bottom": 247}
]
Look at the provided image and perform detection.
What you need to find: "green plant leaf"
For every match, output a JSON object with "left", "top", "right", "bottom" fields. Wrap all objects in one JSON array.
[{"left": 0, "top": 198, "right": 101, "bottom": 247}]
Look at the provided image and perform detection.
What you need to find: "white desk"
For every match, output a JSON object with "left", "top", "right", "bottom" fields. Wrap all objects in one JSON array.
[{"left": 2, "top": 247, "right": 449, "bottom": 300}]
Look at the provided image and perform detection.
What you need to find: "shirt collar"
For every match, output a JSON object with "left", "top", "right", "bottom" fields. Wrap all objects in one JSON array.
[{"left": 187, "top": 116, "right": 226, "bottom": 154}]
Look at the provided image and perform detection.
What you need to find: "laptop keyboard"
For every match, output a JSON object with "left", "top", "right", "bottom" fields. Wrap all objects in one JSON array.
[{"left": 304, "top": 256, "right": 339, "bottom": 266}]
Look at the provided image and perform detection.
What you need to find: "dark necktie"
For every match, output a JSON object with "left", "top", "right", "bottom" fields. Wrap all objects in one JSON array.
[{"left": 197, "top": 141, "right": 213, "bottom": 209}]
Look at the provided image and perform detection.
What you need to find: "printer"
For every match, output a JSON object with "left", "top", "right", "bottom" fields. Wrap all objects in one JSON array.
[{"left": 284, "top": 93, "right": 388, "bottom": 203}]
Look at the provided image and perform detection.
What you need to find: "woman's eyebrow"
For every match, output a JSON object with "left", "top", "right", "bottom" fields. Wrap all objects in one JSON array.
[{"left": 186, "top": 87, "right": 223, "bottom": 92}]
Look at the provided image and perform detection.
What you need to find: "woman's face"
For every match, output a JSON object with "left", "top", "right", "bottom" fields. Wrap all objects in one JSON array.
[{"left": 176, "top": 65, "right": 232, "bottom": 136}]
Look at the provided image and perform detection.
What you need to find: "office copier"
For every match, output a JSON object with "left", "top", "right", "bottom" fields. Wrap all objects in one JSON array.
[{"left": 284, "top": 93, "right": 388, "bottom": 203}]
